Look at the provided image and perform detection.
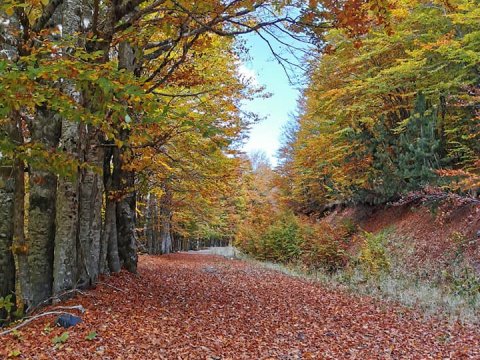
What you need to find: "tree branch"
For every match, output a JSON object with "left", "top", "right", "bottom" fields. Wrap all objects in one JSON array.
[
  {"left": 0, "top": 307, "right": 84, "bottom": 337},
  {"left": 32, "top": 0, "right": 64, "bottom": 33},
  {"left": 114, "top": 0, "right": 150, "bottom": 22}
]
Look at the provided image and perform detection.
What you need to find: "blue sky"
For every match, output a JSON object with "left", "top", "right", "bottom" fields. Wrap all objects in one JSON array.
[{"left": 238, "top": 33, "right": 304, "bottom": 165}]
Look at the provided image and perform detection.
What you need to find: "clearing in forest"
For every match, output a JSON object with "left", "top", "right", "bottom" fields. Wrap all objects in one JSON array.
[{"left": 2, "top": 253, "right": 480, "bottom": 359}]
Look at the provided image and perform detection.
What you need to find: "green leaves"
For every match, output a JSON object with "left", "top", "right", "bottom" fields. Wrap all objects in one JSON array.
[
  {"left": 7, "top": 349, "right": 21, "bottom": 358},
  {"left": 0, "top": 295, "right": 14, "bottom": 316},
  {"left": 85, "top": 331, "right": 98, "bottom": 341},
  {"left": 52, "top": 332, "right": 69, "bottom": 345},
  {"left": 278, "top": 0, "right": 480, "bottom": 208}
]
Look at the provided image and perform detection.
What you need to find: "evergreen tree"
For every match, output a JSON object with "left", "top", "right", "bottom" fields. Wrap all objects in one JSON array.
[{"left": 396, "top": 92, "right": 442, "bottom": 191}]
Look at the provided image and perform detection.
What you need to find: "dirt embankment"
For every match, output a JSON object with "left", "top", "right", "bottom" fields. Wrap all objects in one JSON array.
[{"left": 323, "top": 195, "right": 480, "bottom": 272}]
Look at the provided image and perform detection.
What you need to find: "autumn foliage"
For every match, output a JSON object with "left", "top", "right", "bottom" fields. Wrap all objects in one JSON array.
[{"left": 0, "top": 0, "right": 479, "bottom": 353}]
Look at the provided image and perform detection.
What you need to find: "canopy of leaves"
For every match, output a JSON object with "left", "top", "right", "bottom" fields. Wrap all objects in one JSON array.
[{"left": 278, "top": 0, "right": 480, "bottom": 209}]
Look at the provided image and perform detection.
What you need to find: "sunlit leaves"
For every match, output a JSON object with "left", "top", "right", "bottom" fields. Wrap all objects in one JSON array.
[{"left": 278, "top": 0, "right": 480, "bottom": 209}]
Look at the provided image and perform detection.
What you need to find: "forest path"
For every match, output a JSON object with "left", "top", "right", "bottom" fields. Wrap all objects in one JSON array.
[{"left": 2, "top": 253, "right": 480, "bottom": 359}]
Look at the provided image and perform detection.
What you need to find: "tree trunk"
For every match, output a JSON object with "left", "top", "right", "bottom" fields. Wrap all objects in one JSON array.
[
  {"left": 112, "top": 140, "right": 137, "bottom": 270},
  {"left": 27, "top": 107, "right": 61, "bottom": 307},
  {"left": 145, "top": 193, "right": 155, "bottom": 254},
  {"left": 159, "top": 184, "right": 173, "bottom": 255},
  {"left": 103, "top": 146, "right": 121, "bottom": 273},
  {"left": 105, "top": 200, "right": 121, "bottom": 273},
  {"left": 53, "top": 119, "right": 80, "bottom": 294},
  {"left": 152, "top": 196, "right": 160, "bottom": 254},
  {"left": 52, "top": 0, "right": 84, "bottom": 296},
  {"left": 98, "top": 192, "right": 109, "bottom": 275},
  {"left": 0, "top": 157, "right": 15, "bottom": 321},
  {"left": 9, "top": 114, "right": 31, "bottom": 312},
  {"left": 77, "top": 127, "right": 104, "bottom": 286},
  {"left": 114, "top": 41, "right": 139, "bottom": 272},
  {"left": 12, "top": 157, "right": 29, "bottom": 311}
]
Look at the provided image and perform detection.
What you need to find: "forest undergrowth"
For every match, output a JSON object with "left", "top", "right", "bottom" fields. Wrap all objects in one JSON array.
[{"left": 235, "top": 194, "right": 480, "bottom": 325}]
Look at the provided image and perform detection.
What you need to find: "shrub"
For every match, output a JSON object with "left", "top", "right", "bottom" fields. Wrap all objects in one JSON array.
[
  {"left": 446, "top": 266, "right": 480, "bottom": 300},
  {"left": 0, "top": 295, "right": 14, "bottom": 323},
  {"left": 357, "top": 231, "right": 390, "bottom": 277},
  {"left": 235, "top": 210, "right": 303, "bottom": 263},
  {"left": 301, "top": 222, "right": 351, "bottom": 272},
  {"left": 340, "top": 217, "right": 358, "bottom": 236},
  {"left": 235, "top": 210, "right": 360, "bottom": 271},
  {"left": 260, "top": 211, "right": 303, "bottom": 262}
]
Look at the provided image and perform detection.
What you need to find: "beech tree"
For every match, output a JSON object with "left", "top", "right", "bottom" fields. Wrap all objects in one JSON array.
[{"left": 0, "top": 0, "right": 331, "bottom": 312}]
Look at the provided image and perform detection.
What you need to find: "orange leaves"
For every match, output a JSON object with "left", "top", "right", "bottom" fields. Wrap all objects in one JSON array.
[
  {"left": 315, "top": 0, "right": 393, "bottom": 37},
  {"left": 3, "top": 254, "right": 480, "bottom": 358},
  {"left": 437, "top": 168, "right": 480, "bottom": 191}
]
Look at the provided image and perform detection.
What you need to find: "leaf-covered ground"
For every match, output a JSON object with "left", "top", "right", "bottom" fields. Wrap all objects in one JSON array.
[{"left": 2, "top": 253, "right": 480, "bottom": 359}]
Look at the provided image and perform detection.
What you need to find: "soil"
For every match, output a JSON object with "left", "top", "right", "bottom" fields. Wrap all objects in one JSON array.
[{"left": 325, "top": 198, "right": 480, "bottom": 272}]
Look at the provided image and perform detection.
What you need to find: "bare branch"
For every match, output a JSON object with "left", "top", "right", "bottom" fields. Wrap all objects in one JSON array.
[
  {"left": 0, "top": 307, "right": 84, "bottom": 337},
  {"left": 114, "top": 0, "right": 150, "bottom": 22},
  {"left": 115, "top": 0, "right": 167, "bottom": 32},
  {"left": 32, "top": 0, "right": 64, "bottom": 33},
  {"left": 153, "top": 89, "right": 216, "bottom": 98}
]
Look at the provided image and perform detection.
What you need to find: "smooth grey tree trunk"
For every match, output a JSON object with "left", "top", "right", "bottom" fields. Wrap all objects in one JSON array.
[
  {"left": 115, "top": 41, "right": 139, "bottom": 272},
  {"left": 152, "top": 195, "right": 160, "bottom": 254},
  {"left": 105, "top": 200, "right": 121, "bottom": 273},
  {"left": 9, "top": 114, "right": 31, "bottom": 311},
  {"left": 13, "top": 155, "right": 29, "bottom": 311},
  {"left": 159, "top": 186, "right": 173, "bottom": 255},
  {"left": 103, "top": 146, "right": 121, "bottom": 273},
  {"left": 52, "top": 0, "right": 83, "bottom": 296},
  {"left": 0, "top": 158, "right": 15, "bottom": 320},
  {"left": 77, "top": 127, "right": 104, "bottom": 286},
  {"left": 98, "top": 191, "right": 109, "bottom": 275},
  {"left": 145, "top": 193, "right": 155, "bottom": 254},
  {"left": 53, "top": 128, "right": 79, "bottom": 294},
  {"left": 27, "top": 107, "right": 61, "bottom": 306}
]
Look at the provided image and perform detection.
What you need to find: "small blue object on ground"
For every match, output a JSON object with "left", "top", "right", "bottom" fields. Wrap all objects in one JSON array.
[{"left": 56, "top": 314, "right": 82, "bottom": 328}]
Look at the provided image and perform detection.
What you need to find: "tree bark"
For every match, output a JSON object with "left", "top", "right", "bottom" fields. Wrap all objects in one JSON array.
[
  {"left": 114, "top": 41, "right": 139, "bottom": 272},
  {"left": 27, "top": 107, "right": 61, "bottom": 307},
  {"left": 9, "top": 114, "right": 31, "bottom": 312},
  {"left": 52, "top": 0, "right": 83, "bottom": 296},
  {"left": 145, "top": 193, "right": 155, "bottom": 254},
  {"left": 114, "top": 143, "right": 138, "bottom": 271},
  {"left": 98, "top": 192, "right": 109, "bottom": 275},
  {"left": 53, "top": 119, "right": 80, "bottom": 294},
  {"left": 103, "top": 146, "right": 121, "bottom": 273},
  {"left": 152, "top": 195, "right": 160, "bottom": 254},
  {"left": 0, "top": 155, "right": 15, "bottom": 321},
  {"left": 159, "top": 185, "right": 173, "bottom": 255},
  {"left": 77, "top": 127, "right": 104, "bottom": 286}
]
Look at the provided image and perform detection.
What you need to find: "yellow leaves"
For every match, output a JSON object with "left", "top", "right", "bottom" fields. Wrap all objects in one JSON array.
[
  {"left": 5, "top": 6, "right": 15, "bottom": 16},
  {"left": 391, "top": 6, "right": 409, "bottom": 20},
  {"left": 114, "top": 139, "right": 124, "bottom": 148}
]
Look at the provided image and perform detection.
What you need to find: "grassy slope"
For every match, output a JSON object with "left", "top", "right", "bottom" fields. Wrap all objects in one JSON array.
[{"left": 253, "top": 198, "right": 480, "bottom": 324}]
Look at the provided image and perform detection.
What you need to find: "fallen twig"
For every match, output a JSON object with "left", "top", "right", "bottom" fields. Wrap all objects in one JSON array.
[
  {"left": 50, "top": 305, "right": 86, "bottom": 314},
  {"left": 0, "top": 311, "right": 77, "bottom": 337},
  {"left": 28, "top": 288, "right": 88, "bottom": 314},
  {"left": 97, "top": 281, "right": 127, "bottom": 293},
  {"left": 1, "top": 304, "right": 86, "bottom": 337}
]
